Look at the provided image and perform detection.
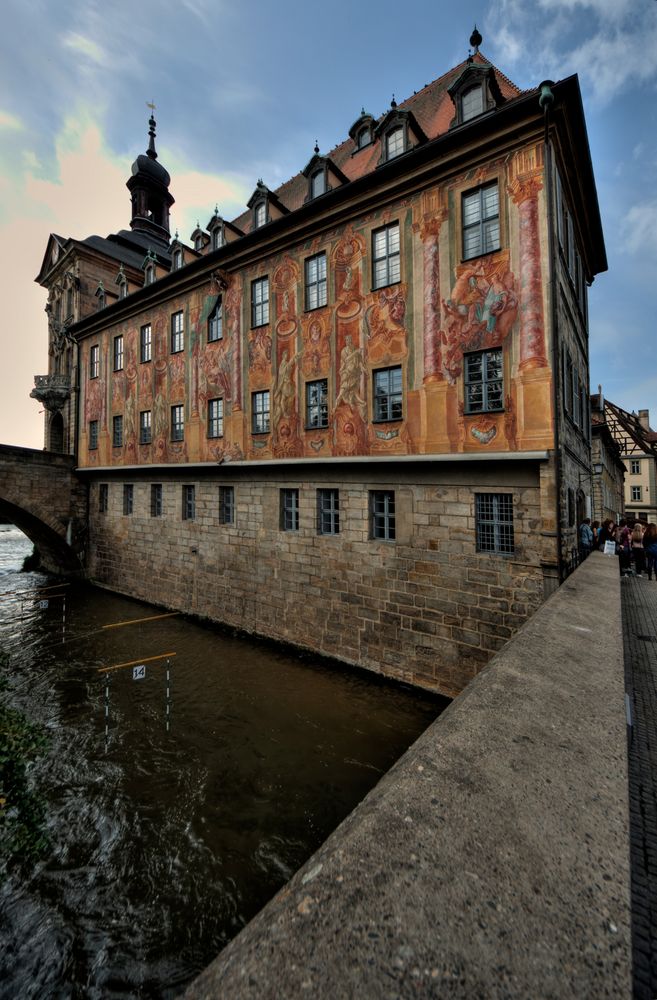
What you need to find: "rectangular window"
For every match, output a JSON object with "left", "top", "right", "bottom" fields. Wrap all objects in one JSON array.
[
  {"left": 113, "top": 335, "right": 124, "bottom": 371},
  {"left": 631, "top": 486, "right": 643, "bottom": 502},
  {"left": 317, "top": 488, "right": 339, "bottom": 535},
  {"left": 207, "top": 398, "right": 224, "bottom": 438},
  {"left": 563, "top": 348, "right": 573, "bottom": 415},
  {"left": 475, "top": 493, "right": 514, "bottom": 554},
  {"left": 182, "top": 484, "right": 196, "bottom": 520},
  {"left": 464, "top": 349, "right": 504, "bottom": 413},
  {"left": 370, "top": 490, "right": 396, "bottom": 540},
  {"left": 252, "top": 390, "right": 270, "bottom": 434},
  {"left": 219, "top": 485, "right": 235, "bottom": 525},
  {"left": 385, "top": 126, "right": 405, "bottom": 160},
  {"left": 373, "top": 366, "right": 403, "bottom": 422},
  {"left": 304, "top": 252, "right": 327, "bottom": 310},
  {"left": 208, "top": 299, "right": 223, "bottom": 342},
  {"left": 99, "top": 483, "right": 108, "bottom": 513},
  {"left": 171, "top": 311, "right": 184, "bottom": 353},
  {"left": 112, "top": 414, "right": 123, "bottom": 448},
  {"left": 171, "top": 404, "right": 184, "bottom": 441},
  {"left": 139, "top": 410, "right": 152, "bottom": 445},
  {"left": 123, "top": 484, "right": 134, "bottom": 516},
  {"left": 462, "top": 182, "right": 500, "bottom": 260},
  {"left": 631, "top": 459, "right": 641, "bottom": 475},
  {"left": 280, "top": 488, "right": 299, "bottom": 532},
  {"left": 305, "top": 379, "right": 328, "bottom": 429},
  {"left": 251, "top": 276, "right": 269, "bottom": 328},
  {"left": 140, "top": 324, "right": 152, "bottom": 363},
  {"left": 151, "top": 483, "right": 163, "bottom": 518},
  {"left": 89, "top": 420, "right": 98, "bottom": 450},
  {"left": 89, "top": 344, "right": 99, "bottom": 379},
  {"left": 372, "top": 222, "right": 400, "bottom": 289}
]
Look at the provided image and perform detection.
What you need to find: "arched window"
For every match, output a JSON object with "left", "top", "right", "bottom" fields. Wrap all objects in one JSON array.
[
  {"left": 254, "top": 202, "right": 267, "bottom": 228},
  {"left": 172, "top": 248, "right": 183, "bottom": 270}
]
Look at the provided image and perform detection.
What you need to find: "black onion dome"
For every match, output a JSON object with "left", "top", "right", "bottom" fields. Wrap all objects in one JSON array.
[{"left": 131, "top": 152, "right": 171, "bottom": 188}]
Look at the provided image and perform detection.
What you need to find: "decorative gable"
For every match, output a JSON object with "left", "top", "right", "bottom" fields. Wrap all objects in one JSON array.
[{"left": 447, "top": 60, "right": 506, "bottom": 128}]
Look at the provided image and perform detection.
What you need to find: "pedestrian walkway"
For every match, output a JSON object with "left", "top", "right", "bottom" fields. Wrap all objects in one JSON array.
[{"left": 621, "top": 574, "right": 657, "bottom": 999}]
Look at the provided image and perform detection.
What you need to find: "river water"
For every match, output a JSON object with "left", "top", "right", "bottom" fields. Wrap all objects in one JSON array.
[{"left": 0, "top": 525, "right": 445, "bottom": 998}]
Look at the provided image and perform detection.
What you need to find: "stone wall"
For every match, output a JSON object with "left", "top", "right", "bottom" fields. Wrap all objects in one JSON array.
[{"left": 86, "top": 461, "right": 546, "bottom": 696}]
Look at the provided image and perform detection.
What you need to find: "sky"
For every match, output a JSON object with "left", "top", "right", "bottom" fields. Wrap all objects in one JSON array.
[{"left": 0, "top": 0, "right": 655, "bottom": 448}]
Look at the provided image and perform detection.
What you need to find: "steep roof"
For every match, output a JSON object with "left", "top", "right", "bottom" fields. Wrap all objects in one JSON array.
[{"left": 231, "top": 51, "right": 522, "bottom": 233}]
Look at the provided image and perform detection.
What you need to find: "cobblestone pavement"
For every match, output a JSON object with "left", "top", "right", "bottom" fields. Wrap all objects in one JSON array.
[{"left": 621, "top": 574, "right": 657, "bottom": 999}]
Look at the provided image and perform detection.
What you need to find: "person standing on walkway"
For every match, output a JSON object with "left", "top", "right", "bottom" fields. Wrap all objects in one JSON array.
[
  {"left": 632, "top": 520, "right": 646, "bottom": 577},
  {"left": 643, "top": 523, "right": 657, "bottom": 580},
  {"left": 579, "top": 517, "right": 594, "bottom": 558},
  {"left": 618, "top": 518, "right": 632, "bottom": 575},
  {"left": 598, "top": 519, "right": 616, "bottom": 552}
]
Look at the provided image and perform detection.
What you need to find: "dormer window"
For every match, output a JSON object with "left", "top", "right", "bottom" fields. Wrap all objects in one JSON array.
[
  {"left": 461, "top": 84, "right": 484, "bottom": 122},
  {"left": 310, "top": 169, "right": 326, "bottom": 199},
  {"left": 357, "top": 126, "right": 372, "bottom": 149},
  {"left": 119, "top": 280, "right": 127, "bottom": 299},
  {"left": 254, "top": 201, "right": 267, "bottom": 229},
  {"left": 172, "top": 248, "right": 183, "bottom": 270},
  {"left": 447, "top": 57, "right": 505, "bottom": 129},
  {"left": 194, "top": 234, "right": 203, "bottom": 251},
  {"left": 145, "top": 264, "right": 155, "bottom": 285},
  {"left": 212, "top": 226, "right": 225, "bottom": 250},
  {"left": 95, "top": 282, "right": 106, "bottom": 310},
  {"left": 385, "top": 126, "right": 405, "bottom": 160}
]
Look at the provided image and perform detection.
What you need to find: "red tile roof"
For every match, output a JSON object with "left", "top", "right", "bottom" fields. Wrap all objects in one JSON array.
[{"left": 231, "top": 52, "right": 523, "bottom": 233}]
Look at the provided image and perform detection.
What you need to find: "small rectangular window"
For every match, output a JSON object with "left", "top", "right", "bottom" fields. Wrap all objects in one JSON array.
[
  {"left": 171, "top": 404, "right": 184, "bottom": 442},
  {"left": 317, "top": 488, "right": 339, "bottom": 535},
  {"left": 123, "top": 484, "right": 134, "bottom": 516},
  {"left": 462, "top": 182, "right": 500, "bottom": 260},
  {"left": 385, "top": 126, "right": 404, "bottom": 160},
  {"left": 89, "top": 345, "right": 99, "bottom": 379},
  {"left": 372, "top": 222, "right": 400, "bottom": 289},
  {"left": 631, "top": 459, "right": 641, "bottom": 475},
  {"left": 112, "top": 414, "right": 123, "bottom": 448},
  {"left": 139, "top": 410, "right": 152, "bottom": 445},
  {"left": 280, "top": 488, "right": 299, "bottom": 532},
  {"left": 464, "top": 349, "right": 504, "bottom": 414},
  {"left": 475, "top": 493, "right": 514, "bottom": 554},
  {"left": 252, "top": 390, "right": 270, "bottom": 434},
  {"left": 182, "top": 484, "right": 196, "bottom": 521},
  {"left": 631, "top": 486, "right": 643, "bottom": 502},
  {"left": 251, "top": 277, "right": 269, "bottom": 327},
  {"left": 207, "top": 398, "right": 224, "bottom": 438},
  {"left": 99, "top": 483, "right": 108, "bottom": 513},
  {"left": 219, "top": 485, "right": 235, "bottom": 525},
  {"left": 370, "top": 490, "right": 395, "bottom": 540},
  {"left": 373, "top": 366, "right": 403, "bottom": 422},
  {"left": 305, "top": 379, "right": 328, "bottom": 429},
  {"left": 304, "top": 252, "right": 327, "bottom": 310},
  {"left": 89, "top": 420, "right": 98, "bottom": 450},
  {"left": 208, "top": 299, "right": 223, "bottom": 342},
  {"left": 140, "top": 324, "right": 152, "bottom": 363},
  {"left": 113, "top": 335, "right": 124, "bottom": 372},
  {"left": 171, "top": 311, "right": 184, "bottom": 353},
  {"left": 151, "top": 483, "right": 163, "bottom": 518}
]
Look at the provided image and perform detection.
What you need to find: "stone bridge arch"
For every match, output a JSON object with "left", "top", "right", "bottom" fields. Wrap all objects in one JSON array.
[{"left": 0, "top": 444, "right": 87, "bottom": 575}]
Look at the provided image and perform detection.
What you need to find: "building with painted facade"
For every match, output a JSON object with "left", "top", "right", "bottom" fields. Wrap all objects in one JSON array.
[{"left": 33, "top": 31, "right": 606, "bottom": 696}]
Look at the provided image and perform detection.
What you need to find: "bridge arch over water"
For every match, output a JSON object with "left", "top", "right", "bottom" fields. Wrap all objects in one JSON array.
[{"left": 0, "top": 444, "right": 87, "bottom": 575}]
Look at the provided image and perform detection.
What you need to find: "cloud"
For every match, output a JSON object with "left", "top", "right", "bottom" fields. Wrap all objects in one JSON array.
[
  {"left": 62, "top": 32, "right": 108, "bottom": 66},
  {"left": 0, "top": 109, "right": 24, "bottom": 131},
  {"left": 620, "top": 200, "right": 657, "bottom": 257}
]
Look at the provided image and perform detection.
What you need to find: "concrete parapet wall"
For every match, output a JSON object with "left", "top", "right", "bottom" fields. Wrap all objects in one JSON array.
[{"left": 185, "top": 552, "right": 630, "bottom": 999}]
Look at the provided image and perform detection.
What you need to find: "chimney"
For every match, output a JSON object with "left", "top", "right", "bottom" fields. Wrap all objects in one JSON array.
[{"left": 638, "top": 409, "right": 650, "bottom": 432}]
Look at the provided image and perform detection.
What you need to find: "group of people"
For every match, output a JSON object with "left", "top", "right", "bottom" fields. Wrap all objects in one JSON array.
[{"left": 579, "top": 517, "right": 657, "bottom": 578}]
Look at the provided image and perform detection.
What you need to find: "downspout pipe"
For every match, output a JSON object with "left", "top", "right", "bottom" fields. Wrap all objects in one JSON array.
[{"left": 539, "top": 80, "right": 565, "bottom": 584}]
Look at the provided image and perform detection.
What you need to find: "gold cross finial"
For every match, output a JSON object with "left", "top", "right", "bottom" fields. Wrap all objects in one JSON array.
[{"left": 147, "top": 100, "right": 156, "bottom": 113}]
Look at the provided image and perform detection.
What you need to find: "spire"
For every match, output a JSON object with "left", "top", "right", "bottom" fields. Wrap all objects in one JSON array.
[
  {"left": 146, "top": 101, "right": 158, "bottom": 160},
  {"left": 391, "top": 94, "right": 397, "bottom": 109},
  {"left": 314, "top": 139, "right": 320, "bottom": 155},
  {"left": 470, "top": 24, "right": 482, "bottom": 54}
]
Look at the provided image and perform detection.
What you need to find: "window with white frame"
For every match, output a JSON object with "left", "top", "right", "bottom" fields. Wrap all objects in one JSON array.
[
  {"left": 251, "top": 277, "right": 269, "bottom": 327},
  {"left": 113, "top": 335, "right": 124, "bottom": 371},
  {"left": 310, "top": 169, "right": 326, "bottom": 199},
  {"left": 140, "top": 324, "right": 152, "bottom": 363},
  {"left": 208, "top": 398, "right": 224, "bottom": 438},
  {"left": 305, "top": 252, "right": 327, "bottom": 310},
  {"left": 171, "top": 404, "right": 184, "bottom": 441},
  {"left": 208, "top": 299, "right": 222, "bottom": 342},
  {"left": 171, "top": 311, "right": 184, "bottom": 353},
  {"left": 89, "top": 344, "right": 99, "bottom": 379},
  {"left": 370, "top": 490, "right": 396, "bottom": 540},
  {"left": 631, "top": 459, "right": 641, "bottom": 475},
  {"left": 461, "top": 84, "right": 484, "bottom": 122},
  {"left": 139, "top": 410, "right": 152, "bottom": 444},
  {"left": 305, "top": 379, "right": 328, "bottom": 428},
  {"left": 385, "top": 126, "right": 405, "bottom": 160},
  {"left": 280, "top": 488, "right": 299, "bottom": 531},
  {"left": 317, "top": 488, "right": 339, "bottom": 535},
  {"left": 254, "top": 202, "right": 267, "bottom": 229},
  {"left": 462, "top": 182, "right": 500, "bottom": 260},
  {"left": 372, "top": 222, "right": 400, "bottom": 289},
  {"left": 172, "top": 248, "right": 183, "bottom": 270},
  {"left": 475, "top": 493, "right": 514, "bottom": 554},
  {"left": 631, "top": 486, "right": 643, "bottom": 502},
  {"left": 373, "top": 366, "right": 403, "bottom": 422},
  {"left": 251, "top": 390, "right": 270, "bottom": 433},
  {"left": 219, "top": 485, "right": 235, "bottom": 525},
  {"left": 464, "top": 349, "right": 503, "bottom": 413},
  {"left": 182, "top": 484, "right": 195, "bottom": 520}
]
